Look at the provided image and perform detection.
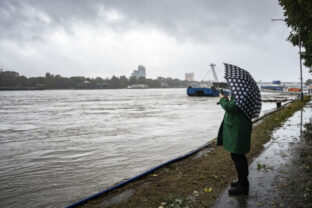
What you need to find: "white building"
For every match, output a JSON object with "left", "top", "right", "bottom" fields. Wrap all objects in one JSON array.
[
  {"left": 185, "top": 73, "right": 194, "bottom": 81},
  {"left": 131, "top": 65, "right": 146, "bottom": 79}
]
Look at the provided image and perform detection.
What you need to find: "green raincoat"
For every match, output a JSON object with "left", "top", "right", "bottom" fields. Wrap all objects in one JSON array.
[{"left": 217, "top": 97, "right": 252, "bottom": 154}]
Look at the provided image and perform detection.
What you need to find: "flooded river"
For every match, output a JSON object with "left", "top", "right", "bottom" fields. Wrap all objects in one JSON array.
[{"left": 0, "top": 89, "right": 292, "bottom": 207}]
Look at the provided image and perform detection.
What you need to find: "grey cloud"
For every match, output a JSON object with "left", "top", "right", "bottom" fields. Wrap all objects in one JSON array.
[
  {"left": 105, "top": 0, "right": 280, "bottom": 42},
  {"left": 1, "top": 0, "right": 101, "bottom": 41},
  {"left": 0, "top": 0, "right": 284, "bottom": 43}
]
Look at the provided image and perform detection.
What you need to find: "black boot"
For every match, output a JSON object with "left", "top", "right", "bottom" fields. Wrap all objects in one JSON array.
[
  {"left": 230, "top": 153, "right": 249, "bottom": 195},
  {"left": 228, "top": 181, "right": 249, "bottom": 195},
  {"left": 231, "top": 180, "right": 239, "bottom": 187}
]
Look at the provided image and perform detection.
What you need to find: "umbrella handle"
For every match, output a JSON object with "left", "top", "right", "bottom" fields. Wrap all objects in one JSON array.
[{"left": 216, "top": 89, "right": 224, "bottom": 105}]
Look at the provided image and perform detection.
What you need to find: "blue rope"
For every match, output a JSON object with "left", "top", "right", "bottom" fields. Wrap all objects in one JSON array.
[{"left": 66, "top": 141, "right": 214, "bottom": 208}]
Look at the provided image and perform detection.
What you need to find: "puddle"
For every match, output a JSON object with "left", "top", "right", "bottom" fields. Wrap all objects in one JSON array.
[
  {"left": 193, "top": 148, "right": 215, "bottom": 159},
  {"left": 95, "top": 189, "right": 135, "bottom": 208}
]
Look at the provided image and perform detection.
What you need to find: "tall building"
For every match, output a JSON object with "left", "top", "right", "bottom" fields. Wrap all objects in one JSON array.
[
  {"left": 185, "top": 73, "right": 194, "bottom": 81},
  {"left": 131, "top": 65, "right": 146, "bottom": 79}
]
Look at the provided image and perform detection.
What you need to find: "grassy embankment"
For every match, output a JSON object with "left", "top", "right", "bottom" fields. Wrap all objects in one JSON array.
[{"left": 81, "top": 96, "right": 311, "bottom": 208}]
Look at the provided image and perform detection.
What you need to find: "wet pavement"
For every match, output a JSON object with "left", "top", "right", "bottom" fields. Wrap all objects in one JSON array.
[{"left": 212, "top": 101, "right": 312, "bottom": 208}]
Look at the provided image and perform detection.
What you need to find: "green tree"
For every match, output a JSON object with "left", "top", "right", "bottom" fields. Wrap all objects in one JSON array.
[
  {"left": 17, "top": 76, "right": 28, "bottom": 87},
  {"left": 128, "top": 76, "right": 138, "bottom": 85},
  {"left": 94, "top": 77, "right": 104, "bottom": 83},
  {"left": 306, "top": 79, "right": 312, "bottom": 85},
  {"left": 45, "top": 72, "right": 53, "bottom": 79},
  {"left": 145, "top": 78, "right": 161, "bottom": 88},
  {"left": 0, "top": 71, "right": 20, "bottom": 87},
  {"left": 138, "top": 77, "right": 146, "bottom": 84},
  {"left": 119, "top": 76, "right": 128, "bottom": 88},
  {"left": 110, "top": 76, "right": 121, "bottom": 88},
  {"left": 69, "top": 76, "right": 86, "bottom": 88},
  {"left": 278, "top": 0, "right": 312, "bottom": 71}
]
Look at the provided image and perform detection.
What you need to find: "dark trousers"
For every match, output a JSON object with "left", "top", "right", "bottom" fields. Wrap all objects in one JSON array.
[{"left": 231, "top": 153, "right": 249, "bottom": 186}]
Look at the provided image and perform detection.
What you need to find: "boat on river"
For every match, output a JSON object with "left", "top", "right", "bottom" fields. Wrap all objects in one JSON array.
[
  {"left": 260, "top": 80, "right": 284, "bottom": 92},
  {"left": 186, "top": 64, "right": 230, "bottom": 96},
  {"left": 187, "top": 82, "right": 230, "bottom": 96},
  {"left": 127, "top": 84, "right": 149, "bottom": 89}
]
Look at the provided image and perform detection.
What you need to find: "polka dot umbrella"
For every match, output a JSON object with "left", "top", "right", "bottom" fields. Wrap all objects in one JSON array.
[{"left": 224, "top": 63, "right": 262, "bottom": 120}]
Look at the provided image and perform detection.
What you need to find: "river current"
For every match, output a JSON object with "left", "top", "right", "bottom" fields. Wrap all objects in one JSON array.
[{"left": 0, "top": 89, "right": 282, "bottom": 207}]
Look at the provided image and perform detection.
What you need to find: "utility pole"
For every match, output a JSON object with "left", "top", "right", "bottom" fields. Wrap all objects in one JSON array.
[
  {"left": 271, "top": 18, "right": 304, "bottom": 100},
  {"left": 298, "top": 32, "right": 304, "bottom": 100}
]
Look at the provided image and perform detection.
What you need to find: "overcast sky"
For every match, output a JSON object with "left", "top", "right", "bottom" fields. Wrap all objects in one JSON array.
[{"left": 0, "top": 0, "right": 311, "bottom": 82}]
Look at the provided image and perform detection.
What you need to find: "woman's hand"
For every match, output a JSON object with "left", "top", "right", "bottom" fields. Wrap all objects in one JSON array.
[{"left": 219, "top": 93, "right": 228, "bottom": 100}]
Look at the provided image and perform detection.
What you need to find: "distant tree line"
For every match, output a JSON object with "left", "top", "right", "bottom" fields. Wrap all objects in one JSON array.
[{"left": 0, "top": 70, "right": 205, "bottom": 90}]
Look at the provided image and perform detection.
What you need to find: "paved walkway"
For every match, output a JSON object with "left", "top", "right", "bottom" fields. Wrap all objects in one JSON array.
[{"left": 212, "top": 102, "right": 312, "bottom": 208}]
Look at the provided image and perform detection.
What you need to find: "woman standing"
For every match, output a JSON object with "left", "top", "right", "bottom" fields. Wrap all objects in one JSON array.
[
  {"left": 217, "top": 94, "right": 252, "bottom": 195},
  {"left": 217, "top": 63, "right": 262, "bottom": 195}
]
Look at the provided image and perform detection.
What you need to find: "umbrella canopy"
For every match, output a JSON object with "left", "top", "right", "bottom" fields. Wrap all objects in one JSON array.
[{"left": 224, "top": 63, "right": 262, "bottom": 120}]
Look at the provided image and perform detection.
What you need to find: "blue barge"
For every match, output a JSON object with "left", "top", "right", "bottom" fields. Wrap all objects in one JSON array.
[
  {"left": 187, "top": 87, "right": 229, "bottom": 96},
  {"left": 260, "top": 80, "right": 284, "bottom": 92},
  {"left": 187, "top": 82, "right": 230, "bottom": 96}
]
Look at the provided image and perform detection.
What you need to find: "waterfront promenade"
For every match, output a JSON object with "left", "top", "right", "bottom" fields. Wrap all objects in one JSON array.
[{"left": 75, "top": 97, "right": 311, "bottom": 208}]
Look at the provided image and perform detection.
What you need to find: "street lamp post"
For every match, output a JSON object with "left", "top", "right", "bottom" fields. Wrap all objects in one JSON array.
[
  {"left": 272, "top": 18, "right": 304, "bottom": 100},
  {"left": 298, "top": 32, "right": 304, "bottom": 100}
]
